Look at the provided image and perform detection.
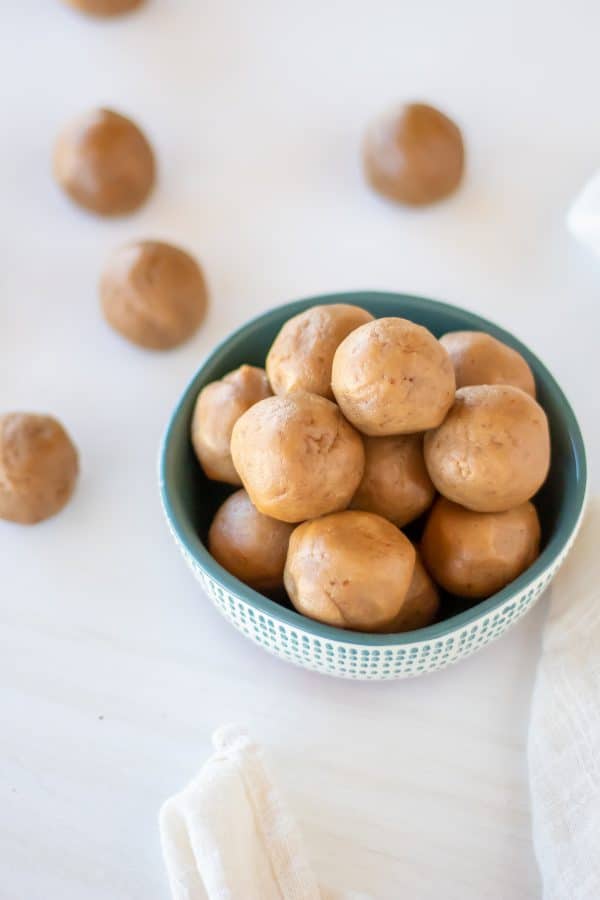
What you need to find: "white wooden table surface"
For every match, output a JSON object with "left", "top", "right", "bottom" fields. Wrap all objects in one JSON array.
[{"left": 1, "top": 2, "right": 598, "bottom": 897}]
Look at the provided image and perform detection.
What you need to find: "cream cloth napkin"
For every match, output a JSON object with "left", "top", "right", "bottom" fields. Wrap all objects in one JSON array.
[
  {"left": 567, "top": 171, "right": 600, "bottom": 257},
  {"left": 529, "top": 498, "right": 600, "bottom": 900},
  {"left": 160, "top": 724, "right": 371, "bottom": 900}
]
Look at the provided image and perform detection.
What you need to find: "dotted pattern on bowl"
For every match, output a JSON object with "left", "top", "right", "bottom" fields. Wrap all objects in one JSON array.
[{"left": 166, "top": 516, "right": 579, "bottom": 680}]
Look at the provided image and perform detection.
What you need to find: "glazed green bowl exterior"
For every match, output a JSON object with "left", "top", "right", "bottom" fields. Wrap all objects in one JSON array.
[{"left": 159, "top": 292, "right": 587, "bottom": 679}]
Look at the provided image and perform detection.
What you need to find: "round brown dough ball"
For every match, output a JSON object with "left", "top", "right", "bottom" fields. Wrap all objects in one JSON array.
[
  {"left": 363, "top": 102, "right": 464, "bottom": 206},
  {"left": 284, "top": 510, "right": 416, "bottom": 631},
  {"left": 424, "top": 385, "right": 550, "bottom": 513},
  {"left": 62, "top": 0, "right": 144, "bottom": 15},
  {"left": 0, "top": 413, "right": 79, "bottom": 525},
  {"left": 231, "top": 392, "right": 365, "bottom": 523},
  {"left": 376, "top": 552, "right": 440, "bottom": 633},
  {"left": 440, "top": 331, "right": 536, "bottom": 397},
  {"left": 331, "top": 317, "right": 455, "bottom": 435},
  {"left": 350, "top": 434, "right": 435, "bottom": 527},
  {"left": 53, "top": 108, "right": 155, "bottom": 216},
  {"left": 421, "top": 497, "right": 541, "bottom": 598},
  {"left": 101, "top": 241, "right": 208, "bottom": 350},
  {"left": 266, "top": 303, "right": 374, "bottom": 399},
  {"left": 192, "top": 366, "right": 272, "bottom": 485},
  {"left": 208, "top": 490, "right": 294, "bottom": 592}
]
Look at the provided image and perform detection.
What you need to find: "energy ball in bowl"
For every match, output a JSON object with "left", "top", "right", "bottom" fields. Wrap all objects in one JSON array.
[
  {"left": 440, "top": 331, "right": 536, "bottom": 397},
  {"left": 101, "top": 240, "right": 208, "bottom": 350},
  {"left": 332, "top": 317, "right": 455, "bottom": 435},
  {"left": 363, "top": 103, "right": 464, "bottom": 206},
  {"left": 208, "top": 490, "right": 294, "bottom": 592},
  {"left": 266, "top": 303, "right": 373, "bottom": 399},
  {"left": 53, "top": 108, "right": 155, "bottom": 216},
  {"left": 424, "top": 384, "right": 550, "bottom": 512},
  {"left": 231, "top": 392, "right": 365, "bottom": 523},
  {"left": 376, "top": 551, "right": 440, "bottom": 633},
  {"left": 62, "top": 0, "right": 144, "bottom": 14},
  {"left": 350, "top": 434, "right": 435, "bottom": 527},
  {"left": 192, "top": 365, "right": 272, "bottom": 485},
  {"left": 421, "top": 497, "right": 541, "bottom": 599},
  {"left": 0, "top": 413, "right": 78, "bottom": 525},
  {"left": 284, "top": 510, "right": 416, "bottom": 631}
]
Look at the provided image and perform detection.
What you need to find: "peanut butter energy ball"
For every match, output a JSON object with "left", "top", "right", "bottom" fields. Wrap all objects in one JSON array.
[
  {"left": 53, "top": 108, "right": 155, "bottom": 215},
  {"left": 332, "top": 317, "right": 455, "bottom": 435},
  {"left": 440, "top": 331, "right": 536, "bottom": 397},
  {"left": 266, "top": 303, "right": 373, "bottom": 399},
  {"left": 101, "top": 241, "right": 208, "bottom": 350},
  {"left": 350, "top": 434, "right": 435, "bottom": 527},
  {"left": 0, "top": 413, "right": 79, "bottom": 525},
  {"left": 231, "top": 392, "right": 365, "bottom": 523},
  {"left": 363, "top": 102, "right": 464, "bottom": 206},
  {"left": 192, "top": 366, "right": 272, "bottom": 485},
  {"left": 421, "top": 497, "right": 541, "bottom": 598},
  {"left": 376, "top": 551, "right": 440, "bottom": 633},
  {"left": 424, "top": 385, "right": 550, "bottom": 512},
  {"left": 62, "top": 0, "right": 144, "bottom": 15},
  {"left": 284, "top": 511, "right": 416, "bottom": 631},
  {"left": 208, "top": 490, "right": 294, "bottom": 592}
]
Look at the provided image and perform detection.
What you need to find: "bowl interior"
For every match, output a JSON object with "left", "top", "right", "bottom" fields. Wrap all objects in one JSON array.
[{"left": 160, "top": 291, "right": 587, "bottom": 645}]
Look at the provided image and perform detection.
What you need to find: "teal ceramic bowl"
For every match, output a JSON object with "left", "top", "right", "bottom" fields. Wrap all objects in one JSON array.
[{"left": 159, "top": 292, "right": 587, "bottom": 679}]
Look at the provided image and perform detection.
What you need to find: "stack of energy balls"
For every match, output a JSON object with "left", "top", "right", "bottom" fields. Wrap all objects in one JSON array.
[{"left": 192, "top": 305, "right": 551, "bottom": 634}]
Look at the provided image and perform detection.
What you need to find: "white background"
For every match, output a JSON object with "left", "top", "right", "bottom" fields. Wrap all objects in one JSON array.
[{"left": 1, "top": 2, "right": 598, "bottom": 898}]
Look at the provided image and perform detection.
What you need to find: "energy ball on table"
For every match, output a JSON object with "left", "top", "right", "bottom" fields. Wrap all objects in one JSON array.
[
  {"left": 421, "top": 497, "right": 541, "bottom": 599},
  {"left": 231, "top": 392, "right": 365, "bottom": 523},
  {"left": 284, "top": 510, "right": 416, "bottom": 632},
  {"left": 376, "top": 552, "right": 440, "bottom": 633},
  {"left": 101, "top": 240, "right": 208, "bottom": 350},
  {"left": 0, "top": 413, "right": 78, "bottom": 525},
  {"left": 350, "top": 434, "right": 435, "bottom": 527},
  {"left": 53, "top": 108, "right": 155, "bottom": 216},
  {"left": 363, "top": 102, "right": 464, "bottom": 206},
  {"left": 440, "top": 331, "right": 536, "bottom": 397},
  {"left": 62, "top": 0, "right": 144, "bottom": 15},
  {"left": 208, "top": 490, "right": 294, "bottom": 592},
  {"left": 424, "top": 384, "right": 550, "bottom": 512},
  {"left": 332, "top": 317, "right": 455, "bottom": 435},
  {"left": 192, "top": 366, "right": 272, "bottom": 485},
  {"left": 266, "top": 303, "right": 373, "bottom": 399}
]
